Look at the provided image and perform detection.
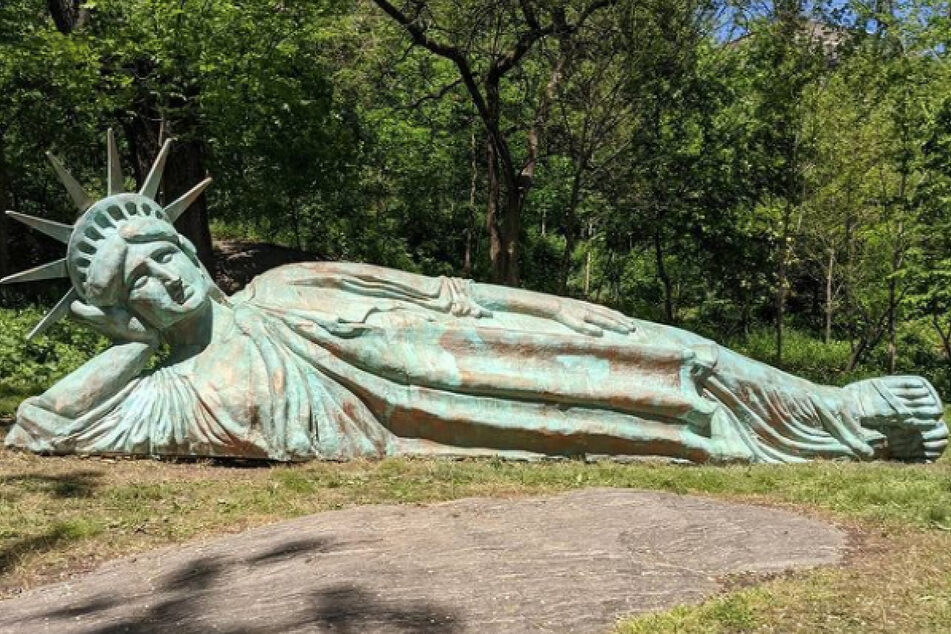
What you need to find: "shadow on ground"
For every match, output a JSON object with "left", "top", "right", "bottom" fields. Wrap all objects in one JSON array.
[
  {"left": 1, "top": 471, "right": 102, "bottom": 499},
  {"left": 1, "top": 525, "right": 88, "bottom": 576},
  {"left": 12, "top": 538, "right": 460, "bottom": 633},
  {"left": 0, "top": 470, "right": 104, "bottom": 575}
]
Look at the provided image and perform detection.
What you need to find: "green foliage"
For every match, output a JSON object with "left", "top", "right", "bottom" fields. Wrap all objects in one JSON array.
[
  {"left": 728, "top": 328, "right": 871, "bottom": 386},
  {"left": 4, "top": 0, "right": 951, "bottom": 397},
  {"left": 0, "top": 307, "right": 107, "bottom": 414}
]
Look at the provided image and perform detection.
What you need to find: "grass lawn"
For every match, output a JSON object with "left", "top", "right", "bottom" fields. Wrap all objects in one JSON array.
[{"left": 2, "top": 412, "right": 951, "bottom": 632}]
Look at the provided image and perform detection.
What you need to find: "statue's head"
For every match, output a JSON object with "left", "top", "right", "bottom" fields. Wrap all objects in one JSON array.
[
  {"left": 0, "top": 129, "right": 218, "bottom": 339},
  {"left": 68, "top": 193, "right": 216, "bottom": 330}
]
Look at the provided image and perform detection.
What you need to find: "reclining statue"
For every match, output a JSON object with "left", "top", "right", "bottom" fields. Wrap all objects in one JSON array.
[{"left": 2, "top": 132, "right": 947, "bottom": 463}]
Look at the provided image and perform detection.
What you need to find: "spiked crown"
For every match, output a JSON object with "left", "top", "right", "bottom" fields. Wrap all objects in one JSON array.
[{"left": 1, "top": 129, "right": 212, "bottom": 339}]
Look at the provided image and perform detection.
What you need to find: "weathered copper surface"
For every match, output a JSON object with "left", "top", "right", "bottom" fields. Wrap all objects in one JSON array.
[{"left": 2, "top": 133, "right": 947, "bottom": 463}]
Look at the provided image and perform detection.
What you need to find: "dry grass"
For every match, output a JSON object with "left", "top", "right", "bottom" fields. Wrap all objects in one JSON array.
[
  {"left": 617, "top": 527, "right": 951, "bottom": 633},
  {"left": 2, "top": 418, "right": 951, "bottom": 631}
]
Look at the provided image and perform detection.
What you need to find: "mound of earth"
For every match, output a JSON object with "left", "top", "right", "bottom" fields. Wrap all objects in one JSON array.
[{"left": 212, "top": 240, "right": 322, "bottom": 294}]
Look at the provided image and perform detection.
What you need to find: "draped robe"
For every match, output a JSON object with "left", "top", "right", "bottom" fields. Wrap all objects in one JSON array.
[{"left": 6, "top": 263, "right": 885, "bottom": 463}]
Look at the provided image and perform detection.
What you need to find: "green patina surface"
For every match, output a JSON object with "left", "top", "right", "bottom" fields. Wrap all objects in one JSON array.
[{"left": 1, "top": 132, "right": 948, "bottom": 464}]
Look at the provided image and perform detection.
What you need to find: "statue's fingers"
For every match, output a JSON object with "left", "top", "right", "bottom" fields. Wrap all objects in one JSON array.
[
  {"left": 606, "top": 310, "right": 637, "bottom": 333},
  {"left": 586, "top": 312, "right": 629, "bottom": 334},
  {"left": 922, "top": 424, "right": 949, "bottom": 440},
  {"left": 564, "top": 314, "right": 601, "bottom": 337},
  {"left": 894, "top": 387, "right": 932, "bottom": 402},
  {"left": 924, "top": 438, "right": 948, "bottom": 451},
  {"left": 908, "top": 417, "right": 942, "bottom": 430},
  {"left": 588, "top": 308, "right": 636, "bottom": 334},
  {"left": 70, "top": 301, "right": 106, "bottom": 322},
  {"left": 909, "top": 407, "right": 942, "bottom": 419}
]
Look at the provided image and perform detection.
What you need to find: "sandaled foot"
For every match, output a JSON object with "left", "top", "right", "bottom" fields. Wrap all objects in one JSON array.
[{"left": 844, "top": 375, "right": 948, "bottom": 461}]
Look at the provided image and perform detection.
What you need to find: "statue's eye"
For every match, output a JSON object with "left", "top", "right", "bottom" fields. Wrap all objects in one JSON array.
[
  {"left": 131, "top": 276, "right": 149, "bottom": 291},
  {"left": 156, "top": 251, "right": 174, "bottom": 264}
]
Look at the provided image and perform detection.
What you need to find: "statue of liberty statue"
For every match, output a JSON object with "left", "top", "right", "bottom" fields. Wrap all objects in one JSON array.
[{"left": 3, "top": 131, "right": 946, "bottom": 463}]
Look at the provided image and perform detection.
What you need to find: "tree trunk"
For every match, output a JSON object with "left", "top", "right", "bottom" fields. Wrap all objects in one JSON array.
[
  {"left": 848, "top": 310, "right": 890, "bottom": 371},
  {"left": 499, "top": 180, "right": 521, "bottom": 287},
  {"left": 653, "top": 226, "right": 675, "bottom": 324},
  {"left": 931, "top": 314, "right": 951, "bottom": 365},
  {"left": 775, "top": 201, "right": 792, "bottom": 362},
  {"left": 47, "top": 0, "right": 89, "bottom": 34},
  {"left": 824, "top": 249, "right": 834, "bottom": 344},
  {"left": 485, "top": 137, "right": 503, "bottom": 283},
  {"left": 931, "top": 314, "right": 951, "bottom": 388},
  {"left": 741, "top": 293, "right": 751, "bottom": 340},
  {"left": 0, "top": 134, "right": 11, "bottom": 281},
  {"left": 485, "top": 133, "right": 520, "bottom": 286},
  {"left": 559, "top": 167, "right": 585, "bottom": 294},
  {"left": 886, "top": 276, "right": 897, "bottom": 374},
  {"left": 165, "top": 136, "right": 214, "bottom": 270},
  {"left": 463, "top": 132, "right": 478, "bottom": 278}
]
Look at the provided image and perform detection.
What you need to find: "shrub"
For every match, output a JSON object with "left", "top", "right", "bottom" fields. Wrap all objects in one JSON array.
[{"left": 0, "top": 307, "right": 107, "bottom": 414}]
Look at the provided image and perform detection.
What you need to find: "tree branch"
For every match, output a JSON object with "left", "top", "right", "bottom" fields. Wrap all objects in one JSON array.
[
  {"left": 400, "top": 78, "right": 464, "bottom": 110},
  {"left": 371, "top": 0, "right": 491, "bottom": 127}
]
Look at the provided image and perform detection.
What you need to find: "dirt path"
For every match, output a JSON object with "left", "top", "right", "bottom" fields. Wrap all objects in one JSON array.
[{"left": 0, "top": 488, "right": 846, "bottom": 633}]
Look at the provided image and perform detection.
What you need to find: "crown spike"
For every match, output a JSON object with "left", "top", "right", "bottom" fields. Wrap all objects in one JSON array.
[
  {"left": 140, "top": 138, "right": 173, "bottom": 200},
  {"left": 27, "top": 288, "right": 78, "bottom": 341},
  {"left": 46, "top": 152, "right": 93, "bottom": 214},
  {"left": 0, "top": 258, "right": 68, "bottom": 284},
  {"left": 107, "top": 128, "right": 124, "bottom": 196},
  {"left": 6, "top": 210, "right": 73, "bottom": 244},
  {"left": 164, "top": 177, "right": 212, "bottom": 223}
]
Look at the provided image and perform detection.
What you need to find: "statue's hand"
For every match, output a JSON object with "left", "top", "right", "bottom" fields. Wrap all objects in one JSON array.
[
  {"left": 70, "top": 301, "right": 160, "bottom": 347},
  {"left": 554, "top": 299, "right": 637, "bottom": 337}
]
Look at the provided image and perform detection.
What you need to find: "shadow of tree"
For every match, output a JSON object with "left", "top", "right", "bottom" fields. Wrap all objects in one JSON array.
[
  {"left": 22, "top": 542, "right": 462, "bottom": 633},
  {"left": 1, "top": 470, "right": 102, "bottom": 498},
  {"left": 245, "top": 537, "right": 336, "bottom": 566},
  {"left": 0, "top": 523, "right": 92, "bottom": 575},
  {"left": 89, "top": 555, "right": 227, "bottom": 634},
  {"left": 42, "top": 595, "right": 122, "bottom": 620},
  {"left": 0, "top": 471, "right": 104, "bottom": 576},
  {"left": 299, "top": 584, "right": 461, "bottom": 633}
]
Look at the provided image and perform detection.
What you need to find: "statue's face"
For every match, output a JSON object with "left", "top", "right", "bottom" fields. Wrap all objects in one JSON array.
[{"left": 123, "top": 241, "right": 210, "bottom": 329}]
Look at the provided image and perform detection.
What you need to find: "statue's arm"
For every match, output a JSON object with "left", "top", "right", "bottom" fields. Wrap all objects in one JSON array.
[
  {"left": 469, "top": 283, "right": 561, "bottom": 318},
  {"left": 294, "top": 261, "right": 635, "bottom": 336},
  {"left": 27, "top": 341, "right": 156, "bottom": 419},
  {"left": 468, "top": 282, "right": 636, "bottom": 336}
]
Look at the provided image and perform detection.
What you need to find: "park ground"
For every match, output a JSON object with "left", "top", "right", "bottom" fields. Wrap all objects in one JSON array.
[{"left": 2, "top": 413, "right": 951, "bottom": 633}]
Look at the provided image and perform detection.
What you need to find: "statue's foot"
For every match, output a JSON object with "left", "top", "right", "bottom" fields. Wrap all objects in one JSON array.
[{"left": 845, "top": 376, "right": 948, "bottom": 461}]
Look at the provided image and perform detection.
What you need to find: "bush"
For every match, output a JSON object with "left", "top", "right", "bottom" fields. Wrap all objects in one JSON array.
[
  {"left": 0, "top": 307, "right": 107, "bottom": 414},
  {"left": 726, "top": 328, "right": 871, "bottom": 386},
  {"left": 725, "top": 324, "right": 951, "bottom": 393}
]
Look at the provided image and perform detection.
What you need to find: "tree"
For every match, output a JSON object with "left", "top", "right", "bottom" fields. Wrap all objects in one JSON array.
[
  {"left": 740, "top": 4, "right": 827, "bottom": 360},
  {"left": 370, "top": 0, "right": 617, "bottom": 285}
]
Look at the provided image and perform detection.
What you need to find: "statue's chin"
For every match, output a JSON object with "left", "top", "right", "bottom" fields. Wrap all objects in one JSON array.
[{"left": 141, "top": 290, "right": 211, "bottom": 332}]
